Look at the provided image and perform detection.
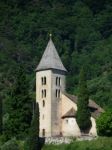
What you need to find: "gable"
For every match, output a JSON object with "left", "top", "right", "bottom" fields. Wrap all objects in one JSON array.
[{"left": 62, "top": 92, "right": 104, "bottom": 119}]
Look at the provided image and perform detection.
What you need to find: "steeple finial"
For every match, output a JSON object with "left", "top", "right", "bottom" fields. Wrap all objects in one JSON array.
[{"left": 49, "top": 29, "right": 52, "bottom": 38}]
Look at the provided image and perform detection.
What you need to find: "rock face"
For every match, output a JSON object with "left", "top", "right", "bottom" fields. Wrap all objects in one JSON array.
[{"left": 42, "top": 136, "right": 98, "bottom": 145}]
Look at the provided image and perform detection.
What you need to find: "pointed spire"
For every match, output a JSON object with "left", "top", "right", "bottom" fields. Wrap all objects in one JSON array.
[{"left": 35, "top": 38, "right": 67, "bottom": 72}]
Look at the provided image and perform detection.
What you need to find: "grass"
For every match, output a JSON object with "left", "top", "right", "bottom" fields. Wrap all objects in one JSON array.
[
  {"left": 41, "top": 136, "right": 112, "bottom": 150},
  {"left": 42, "top": 143, "right": 66, "bottom": 150}
]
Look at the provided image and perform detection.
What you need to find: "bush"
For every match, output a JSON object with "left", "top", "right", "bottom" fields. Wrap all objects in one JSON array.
[
  {"left": 96, "top": 109, "right": 112, "bottom": 136},
  {"left": 0, "top": 135, "right": 6, "bottom": 144},
  {"left": 1, "top": 137, "right": 19, "bottom": 150},
  {"left": 23, "top": 137, "right": 29, "bottom": 150}
]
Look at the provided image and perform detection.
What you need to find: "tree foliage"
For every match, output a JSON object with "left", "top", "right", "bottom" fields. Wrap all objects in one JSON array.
[
  {"left": 96, "top": 109, "right": 112, "bottom": 136},
  {"left": 28, "top": 102, "right": 39, "bottom": 150},
  {"left": 76, "top": 65, "right": 91, "bottom": 130},
  {"left": 4, "top": 63, "right": 32, "bottom": 139},
  {"left": 0, "top": 0, "right": 112, "bottom": 112},
  {"left": 1, "top": 137, "right": 19, "bottom": 150},
  {"left": 87, "top": 76, "right": 112, "bottom": 109},
  {"left": 0, "top": 94, "right": 2, "bottom": 135}
]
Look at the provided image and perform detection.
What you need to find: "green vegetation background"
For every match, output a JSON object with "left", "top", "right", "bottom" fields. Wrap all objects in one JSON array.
[{"left": 1, "top": 0, "right": 112, "bottom": 117}]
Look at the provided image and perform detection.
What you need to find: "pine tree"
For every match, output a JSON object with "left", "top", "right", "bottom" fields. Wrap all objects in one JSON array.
[
  {"left": 28, "top": 102, "right": 39, "bottom": 150},
  {"left": 75, "top": 65, "right": 91, "bottom": 130},
  {"left": 0, "top": 94, "right": 2, "bottom": 135},
  {"left": 5, "top": 63, "right": 32, "bottom": 139}
]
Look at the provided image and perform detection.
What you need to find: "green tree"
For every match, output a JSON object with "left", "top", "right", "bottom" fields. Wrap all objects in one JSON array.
[
  {"left": 2, "top": 137, "right": 19, "bottom": 150},
  {"left": 75, "top": 65, "right": 91, "bottom": 130},
  {"left": 28, "top": 102, "right": 39, "bottom": 150},
  {"left": 96, "top": 109, "right": 112, "bottom": 136},
  {"left": 4, "top": 63, "right": 32, "bottom": 139},
  {"left": 0, "top": 94, "right": 2, "bottom": 135}
]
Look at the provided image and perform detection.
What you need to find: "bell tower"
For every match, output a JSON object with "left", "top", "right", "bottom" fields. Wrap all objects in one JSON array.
[{"left": 35, "top": 37, "right": 67, "bottom": 137}]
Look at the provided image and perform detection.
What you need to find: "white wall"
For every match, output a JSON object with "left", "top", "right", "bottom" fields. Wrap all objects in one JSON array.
[
  {"left": 61, "top": 94, "right": 97, "bottom": 136},
  {"left": 36, "top": 70, "right": 52, "bottom": 137}
]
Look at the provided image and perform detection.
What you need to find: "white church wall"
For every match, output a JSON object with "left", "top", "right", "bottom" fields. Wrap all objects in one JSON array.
[
  {"left": 36, "top": 70, "right": 52, "bottom": 137},
  {"left": 62, "top": 94, "right": 97, "bottom": 136},
  {"left": 51, "top": 69, "right": 66, "bottom": 136},
  {"left": 62, "top": 118, "right": 81, "bottom": 136},
  {"left": 62, "top": 94, "right": 77, "bottom": 116},
  {"left": 89, "top": 117, "right": 97, "bottom": 136},
  {"left": 62, "top": 94, "right": 81, "bottom": 136}
]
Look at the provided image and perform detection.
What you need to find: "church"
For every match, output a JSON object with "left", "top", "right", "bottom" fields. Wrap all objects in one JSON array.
[{"left": 35, "top": 36, "right": 104, "bottom": 137}]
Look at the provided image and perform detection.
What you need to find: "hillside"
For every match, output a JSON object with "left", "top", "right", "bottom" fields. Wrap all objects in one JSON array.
[{"left": 1, "top": 0, "right": 112, "bottom": 113}]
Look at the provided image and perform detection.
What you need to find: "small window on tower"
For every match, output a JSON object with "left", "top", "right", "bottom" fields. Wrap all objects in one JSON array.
[
  {"left": 44, "top": 77, "right": 46, "bottom": 85},
  {"left": 59, "top": 77, "right": 61, "bottom": 86},
  {"left": 56, "top": 90, "right": 57, "bottom": 97},
  {"left": 42, "top": 129, "right": 45, "bottom": 137},
  {"left": 56, "top": 77, "right": 58, "bottom": 85},
  {"left": 43, "top": 100, "right": 45, "bottom": 107},
  {"left": 41, "top": 77, "right": 44, "bottom": 85},
  {"left": 58, "top": 90, "right": 60, "bottom": 98},
  {"left": 56, "top": 90, "right": 59, "bottom": 98},
  {"left": 42, "top": 90, "right": 44, "bottom": 98},
  {"left": 44, "top": 89, "right": 46, "bottom": 97}
]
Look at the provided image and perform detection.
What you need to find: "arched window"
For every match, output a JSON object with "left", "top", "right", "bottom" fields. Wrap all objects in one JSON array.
[
  {"left": 44, "top": 89, "right": 46, "bottom": 97},
  {"left": 56, "top": 77, "right": 58, "bottom": 85},
  {"left": 42, "top": 90, "right": 44, "bottom": 98},
  {"left": 56, "top": 89, "right": 58, "bottom": 97},
  {"left": 58, "top": 90, "right": 60, "bottom": 98},
  {"left": 41, "top": 77, "right": 43, "bottom": 85},
  {"left": 42, "top": 129, "right": 45, "bottom": 137},
  {"left": 43, "top": 100, "right": 45, "bottom": 107},
  {"left": 44, "top": 77, "right": 46, "bottom": 85},
  {"left": 59, "top": 77, "right": 61, "bottom": 86}
]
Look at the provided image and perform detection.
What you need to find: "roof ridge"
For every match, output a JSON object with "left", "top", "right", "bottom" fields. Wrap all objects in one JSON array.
[{"left": 62, "top": 92, "right": 105, "bottom": 119}]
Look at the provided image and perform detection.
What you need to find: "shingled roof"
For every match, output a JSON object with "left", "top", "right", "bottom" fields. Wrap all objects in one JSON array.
[
  {"left": 62, "top": 92, "right": 104, "bottom": 119},
  {"left": 62, "top": 107, "right": 76, "bottom": 118},
  {"left": 35, "top": 38, "right": 67, "bottom": 72}
]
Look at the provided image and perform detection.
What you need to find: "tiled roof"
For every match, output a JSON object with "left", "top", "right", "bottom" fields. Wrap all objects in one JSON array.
[
  {"left": 35, "top": 38, "right": 67, "bottom": 72},
  {"left": 62, "top": 107, "right": 76, "bottom": 118},
  {"left": 62, "top": 92, "right": 104, "bottom": 119}
]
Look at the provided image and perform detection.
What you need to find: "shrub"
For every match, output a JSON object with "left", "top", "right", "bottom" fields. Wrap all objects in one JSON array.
[
  {"left": 96, "top": 109, "right": 112, "bottom": 136},
  {"left": 1, "top": 137, "right": 19, "bottom": 150},
  {"left": 0, "top": 135, "right": 6, "bottom": 144},
  {"left": 72, "top": 137, "right": 77, "bottom": 142},
  {"left": 23, "top": 137, "right": 29, "bottom": 150}
]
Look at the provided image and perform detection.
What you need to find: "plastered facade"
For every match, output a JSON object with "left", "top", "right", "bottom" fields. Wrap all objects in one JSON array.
[
  {"left": 36, "top": 69, "right": 66, "bottom": 137},
  {"left": 61, "top": 94, "right": 97, "bottom": 136},
  {"left": 36, "top": 70, "right": 52, "bottom": 137},
  {"left": 51, "top": 69, "right": 66, "bottom": 136}
]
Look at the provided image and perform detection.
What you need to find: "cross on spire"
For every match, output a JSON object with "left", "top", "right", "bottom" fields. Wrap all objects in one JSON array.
[{"left": 49, "top": 29, "right": 52, "bottom": 38}]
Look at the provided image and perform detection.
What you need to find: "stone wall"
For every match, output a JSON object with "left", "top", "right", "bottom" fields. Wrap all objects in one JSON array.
[
  {"left": 51, "top": 69, "right": 66, "bottom": 136},
  {"left": 39, "top": 136, "right": 98, "bottom": 145}
]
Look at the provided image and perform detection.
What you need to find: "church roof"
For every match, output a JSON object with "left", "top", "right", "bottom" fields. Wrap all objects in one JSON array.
[
  {"left": 35, "top": 38, "right": 67, "bottom": 72},
  {"left": 62, "top": 92, "right": 104, "bottom": 119},
  {"left": 62, "top": 107, "right": 76, "bottom": 118}
]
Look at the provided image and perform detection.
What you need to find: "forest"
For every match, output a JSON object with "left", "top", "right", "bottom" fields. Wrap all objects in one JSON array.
[{"left": 1, "top": 0, "right": 112, "bottom": 118}]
